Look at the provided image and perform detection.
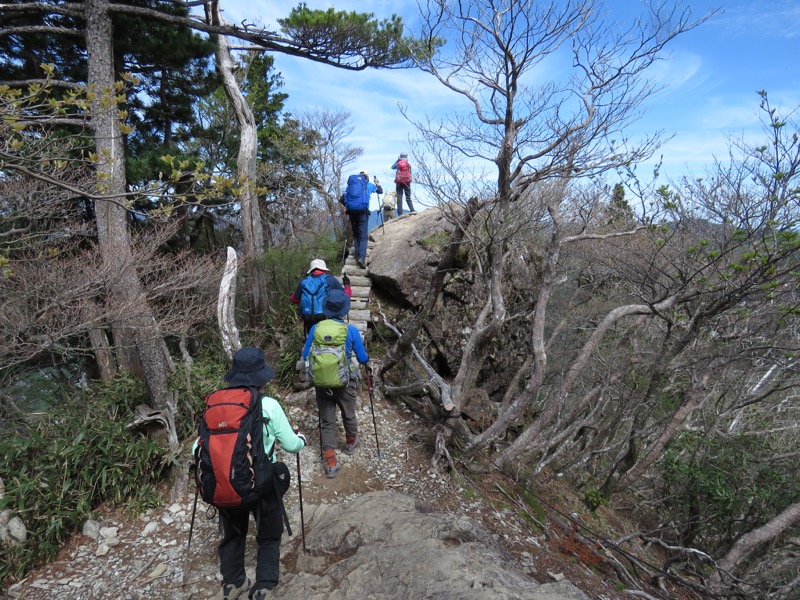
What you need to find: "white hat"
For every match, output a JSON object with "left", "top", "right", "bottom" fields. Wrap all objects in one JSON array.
[
  {"left": 399, "top": 152, "right": 408, "bottom": 159},
  {"left": 308, "top": 258, "right": 329, "bottom": 273}
]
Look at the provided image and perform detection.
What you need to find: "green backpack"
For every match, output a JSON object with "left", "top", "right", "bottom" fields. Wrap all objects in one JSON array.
[{"left": 308, "top": 320, "right": 356, "bottom": 388}]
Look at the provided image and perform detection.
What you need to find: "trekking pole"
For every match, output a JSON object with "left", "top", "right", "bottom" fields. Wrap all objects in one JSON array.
[
  {"left": 375, "top": 176, "right": 385, "bottom": 235},
  {"left": 365, "top": 366, "right": 381, "bottom": 460},
  {"left": 296, "top": 452, "right": 307, "bottom": 553},
  {"left": 187, "top": 486, "right": 199, "bottom": 550},
  {"left": 318, "top": 416, "right": 323, "bottom": 460}
]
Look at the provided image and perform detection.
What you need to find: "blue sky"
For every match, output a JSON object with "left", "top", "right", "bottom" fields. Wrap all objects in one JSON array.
[{"left": 220, "top": 0, "right": 800, "bottom": 210}]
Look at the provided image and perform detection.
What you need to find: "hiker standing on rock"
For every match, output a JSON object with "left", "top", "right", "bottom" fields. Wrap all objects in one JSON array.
[
  {"left": 391, "top": 152, "right": 415, "bottom": 215},
  {"left": 200, "top": 347, "right": 307, "bottom": 600},
  {"left": 301, "top": 290, "right": 369, "bottom": 479},
  {"left": 290, "top": 259, "right": 351, "bottom": 336},
  {"left": 340, "top": 170, "right": 381, "bottom": 269},
  {"left": 381, "top": 189, "right": 397, "bottom": 222}
]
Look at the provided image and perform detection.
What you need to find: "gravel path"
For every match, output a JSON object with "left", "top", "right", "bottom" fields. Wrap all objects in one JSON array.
[{"left": 5, "top": 384, "right": 547, "bottom": 600}]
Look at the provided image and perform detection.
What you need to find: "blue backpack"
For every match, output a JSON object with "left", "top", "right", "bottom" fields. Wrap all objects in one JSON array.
[
  {"left": 344, "top": 174, "right": 369, "bottom": 213},
  {"left": 300, "top": 275, "right": 329, "bottom": 318}
]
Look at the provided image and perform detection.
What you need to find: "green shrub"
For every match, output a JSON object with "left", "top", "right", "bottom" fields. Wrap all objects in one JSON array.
[
  {"left": 275, "top": 326, "right": 307, "bottom": 386},
  {"left": 0, "top": 373, "right": 166, "bottom": 586},
  {"left": 662, "top": 431, "right": 798, "bottom": 551},
  {"left": 583, "top": 487, "right": 608, "bottom": 512},
  {"left": 418, "top": 230, "right": 450, "bottom": 252}
]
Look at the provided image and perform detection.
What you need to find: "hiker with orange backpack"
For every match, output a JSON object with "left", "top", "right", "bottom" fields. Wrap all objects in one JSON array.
[
  {"left": 301, "top": 290, "right": 369, "bottom": 479},
  {"left": 194, "top": 347, "right": 307, "bottom": 600},
  {"left": 391, "top": 152, "right": 415, "bottom": 215}
]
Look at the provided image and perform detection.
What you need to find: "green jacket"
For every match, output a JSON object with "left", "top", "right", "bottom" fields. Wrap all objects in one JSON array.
[{"left": 260, "top": 395, "right": 305, "bottom": 458}]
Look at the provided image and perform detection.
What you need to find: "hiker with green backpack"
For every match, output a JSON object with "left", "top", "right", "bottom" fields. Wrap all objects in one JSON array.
[{"left": 301, "top": 289, "right": 369, "bottom": 478}]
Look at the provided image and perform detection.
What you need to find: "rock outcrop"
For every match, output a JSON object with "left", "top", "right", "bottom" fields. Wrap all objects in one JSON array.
[
  {"left": 281, "top": 491, "right": 588, "bottom": 600},
  {"left": 367, "top": 210, "right": 457, "bottom": 307},
  {"left": 367, "top": 207, "right": 539, "bottom": 415}
]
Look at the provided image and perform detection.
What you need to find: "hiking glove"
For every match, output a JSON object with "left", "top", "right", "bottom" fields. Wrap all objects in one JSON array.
[
  {"left": 342, "top": 274, "right": 350, "bottom": 286},
  {"left": 296, "top": 432, "right": 307, "bottom": 446}
]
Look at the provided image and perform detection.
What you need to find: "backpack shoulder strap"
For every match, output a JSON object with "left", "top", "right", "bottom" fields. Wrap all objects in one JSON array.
[{"left": 246, "top": 387, "right": 276, "bottom": 461}]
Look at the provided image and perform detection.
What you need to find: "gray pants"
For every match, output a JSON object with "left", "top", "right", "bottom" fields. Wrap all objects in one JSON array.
[{"left": 316, "top": 385, "right": 358, "bottom": 451}]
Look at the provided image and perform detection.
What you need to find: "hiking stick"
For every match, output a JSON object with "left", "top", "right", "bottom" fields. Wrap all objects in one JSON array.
[
  {"left": 375, "top": 176, "right": 385, "bottom": 235},
  {"left": 317, "top": 415, "right": 323, "bottom": 460},
  {"left": 295, "top": 452, "right": 307, "bottom": 553},
  {"left": 365, "top": 366, "right": 381, "bottom": 460},
  {"left": 187, "top": 486, "right": 199, "bottom": 550}
]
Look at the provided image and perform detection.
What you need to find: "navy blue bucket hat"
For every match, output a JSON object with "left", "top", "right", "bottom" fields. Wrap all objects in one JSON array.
[
  {"left": 323, "top": 289, "right": 351, "bottom": 318},
  {"left": 224, "top": 347, "right": 275, "bottom": 387}
]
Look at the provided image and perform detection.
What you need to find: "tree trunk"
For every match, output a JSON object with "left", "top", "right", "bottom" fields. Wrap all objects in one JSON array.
[
  {"left": 218, "top": 247, "right": 241, "bottom": 359},
  {"left": 613, "top": 372, "right": 709, "bottom": 492},
  {"left": 709, "top": 501, "right": 800, "bottom": 590},
  {"left": 89, "top": 327, "right": 116, "bottom": 381},
  {"left": 85, "top": 0, "right": 176, "bottom": 444},
  {"left": 461, "top": 200, "right": 566, "bottom": 461},
  {"left": 211, "top": 3, "right": 268, "bottom": 327}
]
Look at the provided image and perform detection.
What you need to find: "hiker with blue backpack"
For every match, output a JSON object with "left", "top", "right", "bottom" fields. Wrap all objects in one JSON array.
[
  {"left": 290, "top": 259, "right": 351, "bottom": 336},
  {"left": 340, "top": 170, "right": 381, "bottom": 269},
  {"left": 194, "top": 347, "right": 307, "bottom": 600},
  {"left": 301, "top": 289, "right": 369, "bottom": 479}
]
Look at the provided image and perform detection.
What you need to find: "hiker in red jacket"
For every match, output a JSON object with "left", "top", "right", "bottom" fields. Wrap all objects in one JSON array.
[{"left": 391, "top": 152, "right": 416, "bottom": 215}]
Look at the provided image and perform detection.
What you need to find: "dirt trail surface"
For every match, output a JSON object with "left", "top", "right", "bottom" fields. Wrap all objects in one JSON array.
[{"left": 4, "top": 384, "right": 623, "bottom": 600}]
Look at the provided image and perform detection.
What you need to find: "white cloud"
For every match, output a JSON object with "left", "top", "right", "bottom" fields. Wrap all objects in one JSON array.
[
  {"left": 648, "top": 49, "right": 705, "bottom": 93},
  {"left": 712, "top": 1, "right": 800, "bottom": 39}
]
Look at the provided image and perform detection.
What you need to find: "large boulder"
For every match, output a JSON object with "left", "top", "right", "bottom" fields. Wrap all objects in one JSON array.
[
  {"left": 281, "top": 491, "right": 588, "bottom": 600},
  {"left": 368, "top": 209, "right": 458, "bottom": 308},
  {"left": 368, "top": 206, "right": 539, "bottom": 409}
]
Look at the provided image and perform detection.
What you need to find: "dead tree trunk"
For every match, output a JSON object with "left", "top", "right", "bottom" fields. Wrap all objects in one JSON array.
[
  {"left": 209, "top": 2, "right": 268, "bottom": 327},
  {"left": 218, "top": 247, "right": 241, "bottom": 359}
]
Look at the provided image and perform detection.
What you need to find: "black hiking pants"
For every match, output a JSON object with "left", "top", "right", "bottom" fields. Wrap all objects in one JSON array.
[
  {"left": 302, "top": 314, "right": 325, "bottom": 337},
  {"left": 348, "top": 210, "right": 369, "bottom": 264},
  {"left": 395, "top": 182, "right": 414, "bottom": 214},
  {"left": 218, "top": 491, "right": 283, "bottom": 594}
]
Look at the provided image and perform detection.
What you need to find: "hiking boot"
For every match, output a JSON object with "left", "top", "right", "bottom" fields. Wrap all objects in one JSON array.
[
  {"left": 356, "top": 259, "right": 366, "bottom": 269},
  {"left": 211, "top": 578, "right": 250, "bottom": 600},
  {"left": 324, "top": 449, "right": 339, "bottom": 478},
  {"left": 250, "top": 588, "right": 274, "bottom": 599},
  {"left": 343, "top": 434, "right": 360, "bottom": 456}
]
